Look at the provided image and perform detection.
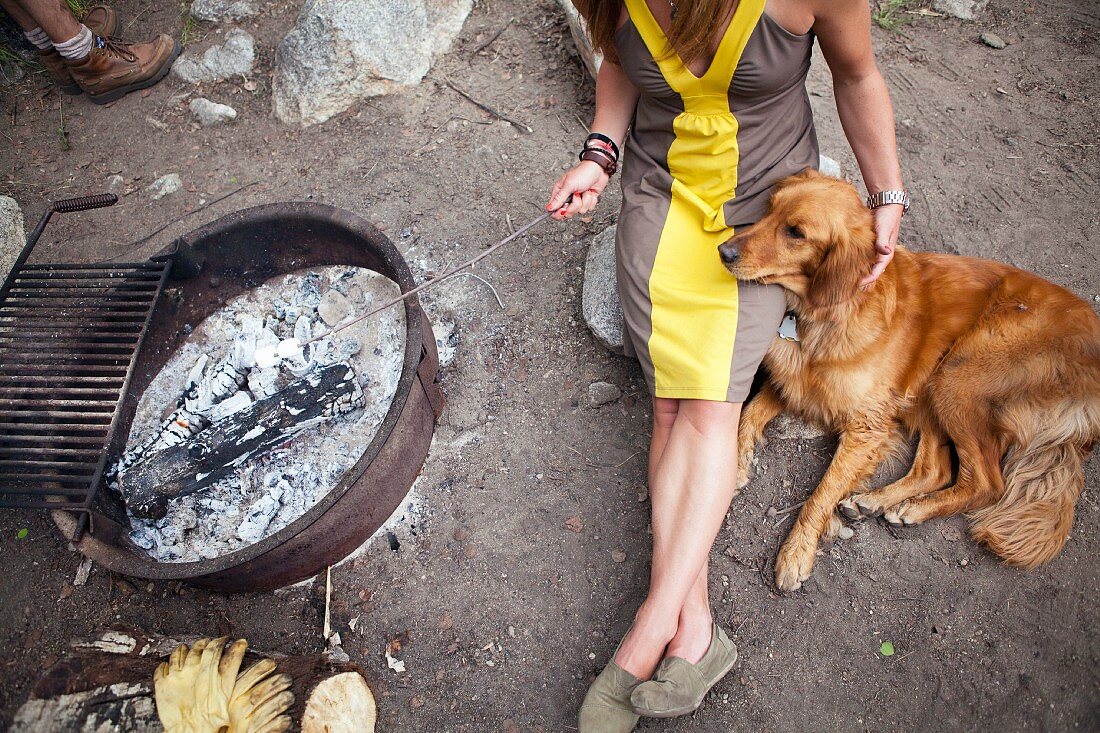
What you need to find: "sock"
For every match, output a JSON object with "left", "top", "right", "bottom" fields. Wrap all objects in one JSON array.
[
  {"left": 53, "top": 25, "right": 94, "bottom": 61},
  {"left": 23, "top": 27, "right": 53, "bottom": 51}
]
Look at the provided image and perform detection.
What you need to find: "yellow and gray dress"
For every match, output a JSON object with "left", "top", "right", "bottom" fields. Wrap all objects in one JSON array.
[{"left": 614, "top": 0, "right": 818, "bottom": 402}]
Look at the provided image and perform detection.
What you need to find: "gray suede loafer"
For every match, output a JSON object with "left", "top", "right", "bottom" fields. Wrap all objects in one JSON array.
[
  {"left": 629, "top": 623, "right": 738, "bottom": 718},
  {"left": 578, "top": 658, "right": 642, "bottom": 733}
]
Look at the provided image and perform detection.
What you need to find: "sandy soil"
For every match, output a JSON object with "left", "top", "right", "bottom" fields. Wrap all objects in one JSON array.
[{"left": 0, "top": 0, "right": 1097, "bottom": 730}]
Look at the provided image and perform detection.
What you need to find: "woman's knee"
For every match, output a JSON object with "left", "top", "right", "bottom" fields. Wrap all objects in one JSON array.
[
  {"left": 677, "top": 399, "right": 743, "bottom": 435},
  {"left": 653, "top": 396, "right": 680, "bottom": 431}
]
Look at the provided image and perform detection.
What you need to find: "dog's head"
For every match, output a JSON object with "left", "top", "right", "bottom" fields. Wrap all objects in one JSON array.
[{"left": 718, "top": 170, "right": 878, "bottom": 309}]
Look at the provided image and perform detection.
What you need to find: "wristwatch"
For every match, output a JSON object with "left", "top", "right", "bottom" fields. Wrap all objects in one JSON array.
[{"left": 866, "top": 190, "right": 910, "bottom": 213}]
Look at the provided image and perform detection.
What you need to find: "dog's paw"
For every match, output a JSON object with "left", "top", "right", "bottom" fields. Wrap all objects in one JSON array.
[
  {"left": 883, "top": 500, "right": 923, "bottom": 526},
  {"left": 838, "top": 494, "right": 882, "bottom": 521},
  {"left": 837, "top": 497, "right": 863, "bottom": 520},
  {"left": 774, "top": 541, "right": 816, "bottom": 592},
  {"left": 822, "top": 513, "right": 854, "bottom": 541}
]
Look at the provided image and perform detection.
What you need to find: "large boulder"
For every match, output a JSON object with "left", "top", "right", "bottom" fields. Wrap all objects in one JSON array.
[
  {"left": 557, "top": 0, "right": 600, "bottom": 79},
  {"left": 272, "top": 0, "right": 473, "bottom": 127},
  {"left": 0, "top": 196, "right": 24, "bottom": 284},
  {"left": 581, "top": 225, "right": 624, "bottom": 354}
]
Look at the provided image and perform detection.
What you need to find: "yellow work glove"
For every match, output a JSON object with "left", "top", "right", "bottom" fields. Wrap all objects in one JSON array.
[
  {"left": 227, "top": 657, "right": 294, "bottom": 733},
  {"left": 154, "top": 637, "right": 248, "bottom": 733}
]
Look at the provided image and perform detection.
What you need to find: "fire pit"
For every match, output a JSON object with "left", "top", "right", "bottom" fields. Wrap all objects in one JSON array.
[{"left": 49, "top": 202, "right": 443, "bottom": 591}]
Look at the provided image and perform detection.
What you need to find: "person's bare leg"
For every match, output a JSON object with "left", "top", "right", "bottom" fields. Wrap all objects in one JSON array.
[
  {"left": 614, "top": 399, "right": 741, "bottom": 679},
  {"left": 1, "top": 0, "right": 81, "bottom": 41},
  {"left": 0, "top": 0, "right": 40, "bottom": 31},
  {"left": 646, "top": 398, "right": 714, "bottom": 664}
]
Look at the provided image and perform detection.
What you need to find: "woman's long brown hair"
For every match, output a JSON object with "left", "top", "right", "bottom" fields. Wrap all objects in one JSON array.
[{"left": 572, "top": 0, "right": 735, "bottom": 65}]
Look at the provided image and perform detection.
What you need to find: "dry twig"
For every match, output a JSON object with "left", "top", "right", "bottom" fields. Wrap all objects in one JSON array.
[
  {"left": 473, "top": 18, "right": 514, "bottom": 54},
  {"left": 444, "top": 79, "right": 532, "bottom": 134}
]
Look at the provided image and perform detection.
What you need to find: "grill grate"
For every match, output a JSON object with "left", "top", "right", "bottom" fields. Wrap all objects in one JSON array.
[{"left": 0, "top": 194, "right": 170, "bottom": 539}]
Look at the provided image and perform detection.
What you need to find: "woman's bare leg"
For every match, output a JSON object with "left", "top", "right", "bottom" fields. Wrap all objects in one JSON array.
[
  {"left": 614, "top": 398, "right": 741, "bottom": 679},
  {"left": 646, "top": 398, "right": 714, "bottom": 664}
]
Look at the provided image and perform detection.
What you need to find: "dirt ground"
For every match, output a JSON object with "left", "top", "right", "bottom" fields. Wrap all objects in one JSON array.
[{"left": 1, "top": 0, "right": 1098, "bottom": 730}]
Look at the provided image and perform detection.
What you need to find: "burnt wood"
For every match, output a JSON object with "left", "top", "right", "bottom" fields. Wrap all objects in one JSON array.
[{"left": 118, "top": 362, "right": 362, "bottom": 520}]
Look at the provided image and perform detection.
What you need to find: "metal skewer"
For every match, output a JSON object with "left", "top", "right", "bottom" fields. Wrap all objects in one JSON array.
[{"left": 300, "top": 208, "right": 556, "bottom": 347}]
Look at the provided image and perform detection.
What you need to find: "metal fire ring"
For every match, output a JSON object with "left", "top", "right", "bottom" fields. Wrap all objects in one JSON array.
[{"left": 52, "top": 202, "right": 444, "bottom": 591}]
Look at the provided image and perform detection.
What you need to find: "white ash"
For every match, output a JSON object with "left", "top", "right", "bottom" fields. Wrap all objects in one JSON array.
[
  {"left": 400, "top": 239, "right": 466, "bottom": 369},
  {"left": 119, "top": 266, "right": 406, "bottom": 563}
]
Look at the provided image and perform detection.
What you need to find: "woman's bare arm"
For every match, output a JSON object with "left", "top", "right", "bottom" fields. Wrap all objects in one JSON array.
[
  {"left": 590, "top": 56, "right": 641, "bottom": 151},
  {"left": 814, "top": 0, "right": 904, "bottom": 285},
  {"left": 547, "top": 49, "right": 640, "bottom": 219}
]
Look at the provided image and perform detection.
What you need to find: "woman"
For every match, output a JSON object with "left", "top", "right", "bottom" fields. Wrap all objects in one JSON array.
[{"left": 545, "top": 0, "right": 905, "bottom": 729}]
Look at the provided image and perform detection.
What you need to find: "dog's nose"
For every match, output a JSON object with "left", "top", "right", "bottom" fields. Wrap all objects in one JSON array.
[{"left": 718, "top": 242, "right": 741, "bottom": 265}]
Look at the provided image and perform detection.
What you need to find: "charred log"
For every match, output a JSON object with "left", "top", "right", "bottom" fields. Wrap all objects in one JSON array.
[{"left": 118, "top": 363, "right": 363, "bottom": 520}]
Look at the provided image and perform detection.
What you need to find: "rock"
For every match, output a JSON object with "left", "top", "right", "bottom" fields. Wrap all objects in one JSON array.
[
  {"left": 588, "top": 381, "right": 622, "bottom": 407},
  {"left": 172, "top": 28, "right": 255, "bottom": 83},
  {"left": 0, "top": 58, "right": 25, "bottom": 86},
  {"left": 932, "top": 0, "right": 988, "bottom": 20},
  {"left": 190, "top": 0, "right": 258, "bottom": 22},
  {"left": 979, "top": 32, "right": 1006, "bottom": 49},
  {"left": 318, "top": 289, "right": 352, "bottom": 327},
  {"left": 556, "top": 0, "right": 601, "bottom": 79},
  {"left": 189, "top": 97, "right": 238, "bottom": 125},
  {"left": 272, "top": 0, "right": 473, "bottom": 126},
  {"left": 1, "top": 196, "right": 25, "bottom": 284},
  {"left": 106, "top": 174, "right": 126, "bottom": 195},
  {"left": 582, "top": 225, "right": 626, "bottom": 354},
  {"left": 146, "top": 173, "right": 182, "bottom": 200},
  {"left": 818, "top": 153, "right": 842, "bottom": 178}
]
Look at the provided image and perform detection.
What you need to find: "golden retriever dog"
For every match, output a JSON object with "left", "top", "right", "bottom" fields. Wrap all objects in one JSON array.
[{"left": 719, "top": 170, "right": 1100, "bottom": 592}]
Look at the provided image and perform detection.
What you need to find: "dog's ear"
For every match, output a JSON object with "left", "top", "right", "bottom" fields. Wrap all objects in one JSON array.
[{"left": 807, "top": 221, "right": 872, "bottom": 308}]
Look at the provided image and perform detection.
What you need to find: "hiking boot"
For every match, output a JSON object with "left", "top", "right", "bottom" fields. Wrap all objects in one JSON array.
[
  {"left": 65, "top": 34, "right": 181, "bottom": 105},
  {"left": 36, "top": 5, "right": 118, "bottom": 95},
  {"left": 83, "top": 5, "right": 119, "bottom": 38}
]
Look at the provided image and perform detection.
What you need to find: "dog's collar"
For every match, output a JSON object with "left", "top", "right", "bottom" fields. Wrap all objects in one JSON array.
[{"left": 778, "top": 312, "right": 800, "bottom": 342}]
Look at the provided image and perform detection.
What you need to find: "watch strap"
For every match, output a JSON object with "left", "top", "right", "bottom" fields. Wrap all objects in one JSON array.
[{"left": 866, "top": 190, "right": 910, "bottom": 213}]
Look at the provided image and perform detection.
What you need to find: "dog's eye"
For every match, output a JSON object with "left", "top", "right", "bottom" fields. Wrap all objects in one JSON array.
[{"left": 786, "top": 225, "right": 805, "bottom": 240}]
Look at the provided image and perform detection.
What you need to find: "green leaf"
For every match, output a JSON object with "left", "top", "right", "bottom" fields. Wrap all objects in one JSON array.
[
  {"left": 880, "top": 641, "right": 895, "bottom": 657},
  {"left": 16, "top": 528, "right": 28, "bottom": 539}
]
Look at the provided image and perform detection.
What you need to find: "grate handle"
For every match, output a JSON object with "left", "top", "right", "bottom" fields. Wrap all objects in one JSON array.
[
  {"left": 1, "top": 192, "right": 123, "bottom": 303},
  {"left": 53, "top": 193, "right": 119, "bottom": 213}
]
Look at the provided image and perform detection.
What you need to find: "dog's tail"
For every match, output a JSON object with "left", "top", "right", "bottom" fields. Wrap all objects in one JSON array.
[{"left": 968, "top": 398, "right": 1099, "bottom": 568}]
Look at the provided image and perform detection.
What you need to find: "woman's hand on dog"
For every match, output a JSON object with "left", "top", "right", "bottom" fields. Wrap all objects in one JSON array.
[
  {"left": 861, "top": 204, "right": 903, "bottom": 288},
  {"left": 547, "top": 161, "right": 610, "bottom": 221}
]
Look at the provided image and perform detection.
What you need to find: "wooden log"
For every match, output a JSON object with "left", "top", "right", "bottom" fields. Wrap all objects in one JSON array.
[
  {"left": 119, "top": 363, "right": 363, "bottom": 520},
  {"left": 11, "top": 628, "right": 374, "bottom": 733}
]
